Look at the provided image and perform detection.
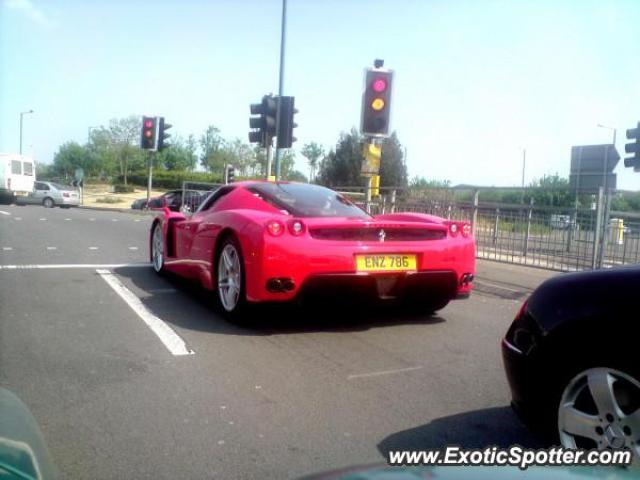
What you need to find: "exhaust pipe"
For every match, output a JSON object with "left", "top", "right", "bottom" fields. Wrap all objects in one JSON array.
[
  {"left": 460, "top": 273, "right": 474, "bottom": 286},
  {"left": 266, "top": 278, "right": 295, "bottom": 293}
]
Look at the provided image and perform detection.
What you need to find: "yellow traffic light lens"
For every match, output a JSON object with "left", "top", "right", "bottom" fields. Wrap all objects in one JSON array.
[{"left": 371, "top": 98, "right": 385, "bottom": 111}]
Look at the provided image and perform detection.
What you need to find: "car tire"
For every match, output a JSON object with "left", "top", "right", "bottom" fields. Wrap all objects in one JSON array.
[
  {"left": 553, "top": 365, "right": 640, "bottom": 458},
  {"left": 150, "top": 222, "right": 166, "bottom": 275},
  {"left": 214, "top": 235, "right": 249, "bottom": 322},
  {"left": 43, "top": 197, "right": 54, "bottom": 208},
  {"left": 61, "top": 205, "right": 71, "bottom": 209}
]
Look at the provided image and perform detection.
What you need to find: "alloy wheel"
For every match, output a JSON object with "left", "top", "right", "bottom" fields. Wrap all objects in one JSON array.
[
  {"left": 217, "top": 243, "right": 241, "bottom": 312},
  {"left": 558, "top": 367, "right": 640, "bottom": 457},
  {"left": 152, "top": 224, "right": 164, "bottom": 273}
]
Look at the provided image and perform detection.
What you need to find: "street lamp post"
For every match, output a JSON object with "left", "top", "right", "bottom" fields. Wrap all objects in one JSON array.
[{"left": 19, "top": 110, "right": 34, "bottom": 155}]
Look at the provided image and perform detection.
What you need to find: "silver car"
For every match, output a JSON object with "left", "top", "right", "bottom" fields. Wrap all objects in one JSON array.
[{"left": 17, "top": 181, "right": 80, "bottom": 208}]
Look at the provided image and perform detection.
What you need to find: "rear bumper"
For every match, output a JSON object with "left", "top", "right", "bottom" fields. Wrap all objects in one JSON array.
[
  {"left": 297, "top": 271, "right": 461, "bottom": 304},
  {"left": 501, "top": 337, "right": 540, "bottom": 426},
  {"left": 60, "top": 197, "right": 80, "bottom": 206}
]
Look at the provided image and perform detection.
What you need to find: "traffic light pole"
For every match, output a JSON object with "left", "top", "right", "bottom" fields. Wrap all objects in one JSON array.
[
  {"left": 274, "top": 0, "right": 287, "bottom": 180},
  {"left": 266, "top": 139, "right": 274, "bottom": 179},
  {"left": 146, "top": 151, "right": 154, "bottom": 205}
]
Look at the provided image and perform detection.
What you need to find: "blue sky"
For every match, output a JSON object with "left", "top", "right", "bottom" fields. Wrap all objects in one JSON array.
[{"left": 1, "top": 0, "right": 639, "bottom": 189}]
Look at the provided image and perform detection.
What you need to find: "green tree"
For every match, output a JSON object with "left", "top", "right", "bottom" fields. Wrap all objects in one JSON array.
[
  {"left": 87, "top": 116, "right": 144, "bottom": 184},
  {"left": 52, "top": 142, "right": 92, "bottom": 179},
  {"left": 227, "top": 138, "right": 254, "bottom": 176},
  {"left": 379, "top": 132, "right": 408, "bottom": 188},
  {"left": 199, "top": 125, "right": 226, "bottom": 173},
  {"left": 249, "top": 144, "right": 266, "bottom": 177},
  {"left": 527, "top": 174, "right": 572, "bottom": 207},
  {"left": 301, "top": 142, "right": 324, "bottom": 182},
  {"left": 317, "top": 128, "right": 365, "bottom": 187},
  {"left": 158, "top": 135, "right": 197, "bottom": 171}
]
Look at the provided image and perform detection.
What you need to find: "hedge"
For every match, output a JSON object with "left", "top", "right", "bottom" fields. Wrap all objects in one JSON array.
[
  {"left": 113, "top": 184, "right": 135, "bottom": 193},
  {"left": 116, "top": 170, "right": 223, "bottom": 190}
]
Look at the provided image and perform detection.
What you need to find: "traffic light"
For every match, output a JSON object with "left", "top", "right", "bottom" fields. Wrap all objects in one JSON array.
[
  {"left": 360, "top": 68, "right": 394, "bottom": 137},
  {"left": 141, "top": 116, "right": 157, "bottom": 150},
  {"left": 225, "top": 165, "right": 235, "bottom": 184},
  {"left": 158, "top": 117, "right": 172, "bottom": 151},
  {"left": 249, "top": 95, "right": 277, "bottom": 148},
  {"left": 277, "top": 96, "right": 298, "bottom": 149},
  {"left": 624, "top": 122, "right": 640, "bottom": 171}
]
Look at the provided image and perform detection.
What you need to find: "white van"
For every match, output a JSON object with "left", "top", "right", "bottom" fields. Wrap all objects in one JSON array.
[{"left": 0, "top": 153, "right": 36, "bottom": 201}]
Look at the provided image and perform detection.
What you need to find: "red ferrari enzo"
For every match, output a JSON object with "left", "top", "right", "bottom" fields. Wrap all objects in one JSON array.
[{"left": 149, "top": 181, "right": 475, "bottom": 318}]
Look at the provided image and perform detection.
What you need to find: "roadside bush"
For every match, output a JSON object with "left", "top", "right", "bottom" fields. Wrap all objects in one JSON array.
[
  {"left": 96, "top": 196, "right": 122, "bottom": 204},
  {"left": 113, "top": 184, "right": 135, "bottom": 193},
  {"left": 116, "top": 170, "right": 223, "bottom": 190}
]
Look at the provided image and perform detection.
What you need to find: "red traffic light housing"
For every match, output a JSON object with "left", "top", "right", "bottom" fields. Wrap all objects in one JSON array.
[{"left": 141, "top": 116, "right": 157, "bottom": 150}]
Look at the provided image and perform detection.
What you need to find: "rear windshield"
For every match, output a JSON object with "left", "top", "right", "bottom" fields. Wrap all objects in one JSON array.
[
  {"left": 248, "top": 183, "right": 370, "bottom": 218},
  {"left": 51, "top": 182, "right": 72, "bottom": 190}
]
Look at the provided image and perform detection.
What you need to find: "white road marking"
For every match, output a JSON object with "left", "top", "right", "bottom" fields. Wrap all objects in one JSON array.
[
  {"left": 39, "top": 218, "right": 47, "bottom": 221},
  {"left": 0, "top": 263, "right": 151, "bottom": 270},
  {"left": 14, "top": 217, "right": 22, "bottom": 221},
  {"left": 128, "top": 246, "right": 139, "bottom": 250},
  {"left": 347, "top": 365, "right": 423, "bottom": 380},
  {"left": 46, "top": 246, "right": 57, "bottom": 250},
  {"left": 134, "top": 219, "right": 141, "bottom": 222},
  {"left": 89, "top": 246, "right": 99, "bottom": 250},
  {"left": 96, "top": 269, "right": 194, "bottom": 356},
  {"left": 90, "top": 218, "right": 95, "bottom": 221},
  {"left": 0, "top": 210, "right": 10, "bottom": 216},
  {"left": 111, "top": 219, "right": 118, "bottom": 222},
  {"left": 2, "top": 247, "right": 13, "bottom": 251},
  {"left": 65, "top": 218, "right": 71, "bottom": 221}
]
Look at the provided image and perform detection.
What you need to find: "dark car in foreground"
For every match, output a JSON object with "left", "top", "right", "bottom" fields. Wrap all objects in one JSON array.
[{"left": 502, "top": 265, "right": 640, "bottom": 457}]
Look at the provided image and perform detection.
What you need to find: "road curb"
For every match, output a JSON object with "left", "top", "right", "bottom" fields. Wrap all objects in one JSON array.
[{"left": 78, "top": 206, "right": 157, "bottom": 216}]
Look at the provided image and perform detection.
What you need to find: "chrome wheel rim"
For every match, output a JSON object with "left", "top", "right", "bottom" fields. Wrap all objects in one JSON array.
[
  {"left": 218, "top": 244, "right": 241, "bottom": 312},
  {"left": 152, "top": 225, "right": 164, "bottom": 272},
  {"left": 558, "top": 367, "right": 640, "bottom": 456},
  {"left": 44, "top": 198, "right": 53, "bottom": 208}
]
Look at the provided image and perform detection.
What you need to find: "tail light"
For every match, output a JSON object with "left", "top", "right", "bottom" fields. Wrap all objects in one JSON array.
[
  {"left": 266, "top": 220, "right": 285, "bottom": 236},
  {"left": 445, "top": 221, "right": 472, "bottom": 237},
  {"left": 63, "top": 192, "right": 70, "bottom": 198},
  {"left": 288, "top": 219, "right": 306, "bottom": 236}
]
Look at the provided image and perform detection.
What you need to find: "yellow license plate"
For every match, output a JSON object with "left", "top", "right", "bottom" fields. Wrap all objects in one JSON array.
[{"left": 355, "top": 254, "right": 417, "bottom": 272}]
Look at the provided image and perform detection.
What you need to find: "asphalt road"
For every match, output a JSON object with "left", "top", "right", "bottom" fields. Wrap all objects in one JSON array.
[{"left": 0, "top": 204, "right": 557, "bottom": 479}]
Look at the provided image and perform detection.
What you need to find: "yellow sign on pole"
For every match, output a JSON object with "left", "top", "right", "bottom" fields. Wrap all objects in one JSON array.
[
  {"left": 371, "top": 174, "right": 380, "bottom": 197},
  {"left": 361, "top": 142, "right": 382, "bottom": 176}
]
